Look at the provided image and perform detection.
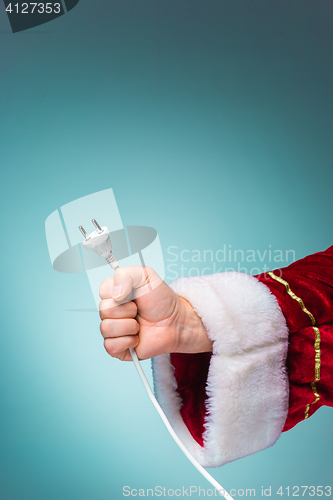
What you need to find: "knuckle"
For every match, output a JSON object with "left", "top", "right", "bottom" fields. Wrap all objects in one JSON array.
[
  {"left": 99, "top": 300, "right": 108, "bottom": 319},
  {"left": 129, "top": 301, "right": 138, "bottom": 317},
  {"left": 131, "top": 319, "right": 140, "bottom": 334},
  {"left": 99, "top": 300, "right": 117, "bottom": 319},
  {"left": 100, "top": 321, "right": 106, "bottom": 337},
  {"left": 131, "top": 334, "right": 139, "bottom": 347},
  {"left": 104, "top": 338, "right": 117, "bottom": 356},
  {"left": 138, "top": 269, "right": 149, "bottom": 287},
  {"left": 100, "top": 319, "right": 111, "bottom": 337},
  {"left": 139, "top": 266, "right": 158, "bottom": 287},
  {"left": 117, "top": 350, "right": 128, "bottom": 362}
]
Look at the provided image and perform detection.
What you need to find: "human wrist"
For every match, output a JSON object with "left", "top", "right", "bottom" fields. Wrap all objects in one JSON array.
[{"left": 175, "top": 296, "right": 213, "bottom": 354}]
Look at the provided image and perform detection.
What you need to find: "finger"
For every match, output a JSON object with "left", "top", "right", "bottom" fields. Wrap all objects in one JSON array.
[
  {"left": 104, "top": 335, "right": 139, "bottom": 359},
  {"left": 112, "top": 266, "right": 163, "bottom": 301},
  {"left": 105, "top": 348, "right": 134, "bottom": 362},
  {"left": 99, "top": 276, "right": 134, "bottom": 303},
  {"left": 120, "top": 349, "right": 135, "bottom": 361},
  {"left": 100, "top": 318, "right": 140, "bottom": 339},
  {"left": 99, "top": 299, "right": 137, "bottom": 320},
  {"left": 99, "top": 277, "right": 114, "bottom": 300}
]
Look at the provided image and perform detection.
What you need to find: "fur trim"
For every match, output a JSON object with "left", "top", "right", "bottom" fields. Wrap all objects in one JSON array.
[{"left": 151, "top": 272, "right": 289, "bottom": 468}]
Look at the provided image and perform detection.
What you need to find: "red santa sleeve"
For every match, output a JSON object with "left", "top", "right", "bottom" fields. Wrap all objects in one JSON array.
[{"left": 151, "top": 245, "right": 333, "bottom": 468}]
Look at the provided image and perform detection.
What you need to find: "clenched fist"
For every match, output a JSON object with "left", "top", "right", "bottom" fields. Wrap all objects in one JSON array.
[{"left": 99, "top": 266, "right": 213, "bottom": 361}]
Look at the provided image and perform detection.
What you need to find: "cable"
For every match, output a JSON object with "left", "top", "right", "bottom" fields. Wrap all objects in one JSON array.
[
  {"left": 79, "top": 219, "right": 234, "bottom": 500},
  {"left": 129, "top": 346, "right": 233, "bottom": 499}
]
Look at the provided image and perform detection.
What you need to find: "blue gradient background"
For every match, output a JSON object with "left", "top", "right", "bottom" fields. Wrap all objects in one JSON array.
[{"left": 0, "top": 1, "right": 332, "bottom": 498}]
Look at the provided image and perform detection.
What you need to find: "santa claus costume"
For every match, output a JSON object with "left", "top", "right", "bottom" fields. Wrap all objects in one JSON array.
[{"left": 152, "top": 246, "right": 333, "bottom": 467}]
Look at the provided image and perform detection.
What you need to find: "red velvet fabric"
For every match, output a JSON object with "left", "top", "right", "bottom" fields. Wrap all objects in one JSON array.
[
  {"left": 170, "top": 352, "right": 211, "bottom": 447},
  {"left": 257, "top": 245, "right": 333, "bottom": 431},
  {"left": 170, "top": 246, "right": 333, "bottom": 447}
]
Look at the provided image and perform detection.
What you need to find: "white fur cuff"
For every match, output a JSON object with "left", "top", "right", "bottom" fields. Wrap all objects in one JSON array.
[{"left": 151, "top": 272, "right": 289, "bottom": 468}]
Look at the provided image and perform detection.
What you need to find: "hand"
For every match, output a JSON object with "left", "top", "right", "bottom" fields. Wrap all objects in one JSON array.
[{"left": 99, "top": 266, "right": 213, "bottom": 361}]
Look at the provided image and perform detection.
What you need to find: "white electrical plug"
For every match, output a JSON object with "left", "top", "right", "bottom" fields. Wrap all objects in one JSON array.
[{"left": 79, "top": 219, "right": 119, "bottom": 269}]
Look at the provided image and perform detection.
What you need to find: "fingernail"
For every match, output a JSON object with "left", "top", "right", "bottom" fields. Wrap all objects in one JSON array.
[{"left": 112, "top": 285, "right": 122, "bottom": 299}]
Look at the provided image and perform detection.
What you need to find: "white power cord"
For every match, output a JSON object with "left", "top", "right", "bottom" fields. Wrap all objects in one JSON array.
[{"left": 79, "top": 220, "right": 234, "bottom": 500}]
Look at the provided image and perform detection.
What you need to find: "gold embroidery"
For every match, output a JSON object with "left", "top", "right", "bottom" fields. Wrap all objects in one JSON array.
[
  {"left": 313, "top": 327, "right": 321, "bottom": 382},
  {"left": 267, "top": 272, "right": 316, "bottom": 325},
  {"left": 310, "top": 381, "right": 320, "bottom": 402},
  {"left": 304, "top": 404, "right": 310, "bottom": 419},
  {"left": 267, "top": 271, "right": 321, "bottom": 419},
  {"left": 305, "top": 382, "right": 320, "bottom": 418}
]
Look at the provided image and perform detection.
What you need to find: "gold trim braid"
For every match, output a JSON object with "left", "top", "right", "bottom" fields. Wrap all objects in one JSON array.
[
  {"left": 267, "top": 271, "right": 321, "bottom": 419},
  {"left": 268, "top": 272, "right": 316, "bottom": 325}
]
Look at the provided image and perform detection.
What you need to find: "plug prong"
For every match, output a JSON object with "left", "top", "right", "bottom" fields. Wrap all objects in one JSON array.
[
  {"left": 92, "top": 219, "right": 103, "bottom": 233},
  {"left": 78, "top": 225, "right": 90, "bottom": 240}
]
